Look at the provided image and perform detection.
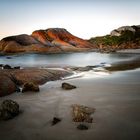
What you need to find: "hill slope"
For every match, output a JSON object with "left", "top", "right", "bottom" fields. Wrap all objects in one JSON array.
[{"left": 89, "top": 25, "right": 140, "bottom": 52}]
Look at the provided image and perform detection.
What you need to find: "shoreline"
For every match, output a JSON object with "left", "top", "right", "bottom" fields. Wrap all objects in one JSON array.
[
  {"left": 0, "top": 48, "right": 140, "bottom": 56},
  {"left": 116, "top": 48, "right": 140, "bottom": 54}
]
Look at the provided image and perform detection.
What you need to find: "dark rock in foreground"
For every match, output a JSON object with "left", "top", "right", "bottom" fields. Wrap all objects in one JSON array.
[
  {"left": 62, "top": 82, "right": 76, "bottom": 90},
  {"left": 22, "top": 82, "right": 39, "bottom": 93},
  {"left": 51, "top": 117, "right": 61, "bottom": 126},
  {"left": 0, "top": 100, "right": 19, "bottom": 120},
  {"left": 14, "top": 66, "right": 20, "bottom": 69},
  {"left": 77, "top": 124, "right": 88, "bottom": 130}
]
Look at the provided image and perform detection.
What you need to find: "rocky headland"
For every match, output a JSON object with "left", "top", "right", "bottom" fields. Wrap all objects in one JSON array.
[{"left": 0, "top": 28, "right": 94, "bottom": 54}]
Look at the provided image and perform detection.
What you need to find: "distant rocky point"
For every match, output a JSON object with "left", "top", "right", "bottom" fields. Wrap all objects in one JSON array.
[
  {"left": 89, "top": 25, "right": 140, "bottom": 52},
  {"left": 0, "top": 25, "right": 140, "bottom": 54}
]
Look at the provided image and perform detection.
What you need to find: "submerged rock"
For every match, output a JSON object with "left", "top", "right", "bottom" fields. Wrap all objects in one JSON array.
[
  {"left": 0, "top": 100, "right": 19, "bottom": 120},
  {"left": 6, "top": 56, "right": 12, "bottom": 59},
  {"left": 71, "top": 104, "right": 95, "bottom": 123},
  {"left": 62, "top": 82, "right": 76, "bottom": 90},
  {"left": 51, "top": 117, "right": 61, "bottom": 126},
  {"left": 14, "top": 66, "right": 20, "bottom": 69},
  {"left": 77, "top": 124, "right": 88, "bottom": 130},
  {"left": 22, "top": 82, "right": 39, "bottom": 93}
]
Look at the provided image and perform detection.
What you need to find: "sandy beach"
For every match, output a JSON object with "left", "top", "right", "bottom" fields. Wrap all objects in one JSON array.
[{"left": 0, "top": 68, "right": 140, "bottom": 140}]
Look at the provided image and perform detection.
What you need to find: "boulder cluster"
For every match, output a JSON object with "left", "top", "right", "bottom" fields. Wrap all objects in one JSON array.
[{"left": 0, "top": 66, "right": 72, "bottom": 97}]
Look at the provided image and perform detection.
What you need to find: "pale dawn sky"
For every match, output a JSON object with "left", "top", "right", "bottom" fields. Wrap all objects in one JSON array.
[{"left": 0, "top": 0, "right": 140, "bottom": 40}]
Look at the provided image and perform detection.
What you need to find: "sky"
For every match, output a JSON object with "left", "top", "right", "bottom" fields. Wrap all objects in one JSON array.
[{"left": 0, "top": 0, "right": 140, "bottom": 40}]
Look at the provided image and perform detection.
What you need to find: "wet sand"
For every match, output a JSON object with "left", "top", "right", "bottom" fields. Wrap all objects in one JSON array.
[
  {"left": 0, "top": 68, "right": 140, "bottom": 140},
  {"left": 117, "top": 49, "right": 140, "bottom": 54}
]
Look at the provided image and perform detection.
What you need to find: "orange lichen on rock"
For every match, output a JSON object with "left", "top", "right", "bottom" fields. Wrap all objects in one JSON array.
[{"left": 0, "top": 28, "right": 95, "bottom": 54}]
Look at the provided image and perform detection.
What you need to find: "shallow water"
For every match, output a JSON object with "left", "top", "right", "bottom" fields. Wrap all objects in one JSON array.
[{"left": 0, "top": 52, "right": 139, "bottom": 67}]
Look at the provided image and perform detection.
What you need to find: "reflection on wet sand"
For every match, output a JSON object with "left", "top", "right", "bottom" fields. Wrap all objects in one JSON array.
[{"left": 105, "top": 57, "right": 140, "bottom": 71}]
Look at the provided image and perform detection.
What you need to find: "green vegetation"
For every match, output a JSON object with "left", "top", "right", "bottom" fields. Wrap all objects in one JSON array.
[{"left": 89, "top": 30, "right": 139, "bottom": 46}]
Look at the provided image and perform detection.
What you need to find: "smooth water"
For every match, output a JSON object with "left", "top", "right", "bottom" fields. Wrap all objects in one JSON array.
[{"left": 0, "top": 52, "right": 139, "bottom": 67}]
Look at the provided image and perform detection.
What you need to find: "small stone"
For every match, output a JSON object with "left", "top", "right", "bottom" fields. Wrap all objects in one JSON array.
[
  {"left": 77, "top": 124, "right": 88, "bottom": 130},
  {"left": 62, "top": 82, "right": 76, "bottom": 90},
  {"left": 52, "top": 117, "right": 61, "bottom": 125}
]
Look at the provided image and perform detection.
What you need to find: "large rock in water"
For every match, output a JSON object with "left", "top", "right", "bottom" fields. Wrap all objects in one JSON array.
[
  {"left": 0, "top": 28, "right": 95, "bottom": 54},
  {"left": 0, "top": 100, "right": 19, "bottom": 120},
  {"left": 0, "top": 74, "right": 16, "bottom": 97},
  {"left": 22, "top": 82, "right": 39, "bottom": 93}
]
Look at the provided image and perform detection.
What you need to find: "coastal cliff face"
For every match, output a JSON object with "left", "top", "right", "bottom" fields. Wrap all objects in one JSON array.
[
  {"left": 89, "top": 25, "right": 140, "bottom": 52},
  {"left": 0, "top": 28, "right": 94, "bottom": 54}
]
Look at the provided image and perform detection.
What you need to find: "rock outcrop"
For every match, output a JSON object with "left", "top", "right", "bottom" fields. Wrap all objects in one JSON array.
[
  {"left": 0, "top": 68, "right": 72, "bottom": 97},
  {"left": 0, "top": 28, "right": 94, "bottom": 54},
  {"left": 110, "top": 26, "right": 136, "bottom": 36},
  {"left": 89, "top": 25, "right": 140, "bottom": 52}
]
